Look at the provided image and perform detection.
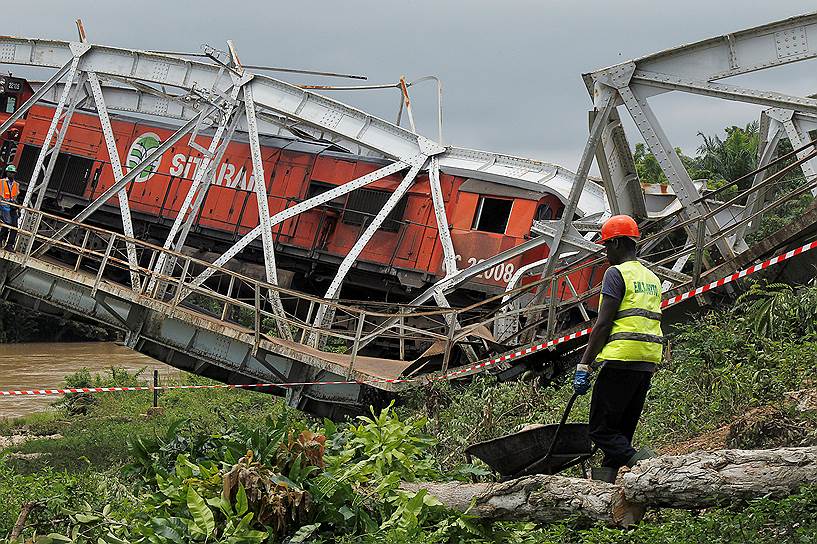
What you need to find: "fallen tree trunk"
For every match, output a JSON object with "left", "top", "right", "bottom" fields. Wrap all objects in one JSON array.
[
  {"left": 401, "top": 475, "right": 644, "bottom": 527},
  {"left": 405, "top": 446, "right": 817, "bottom": 527},
  {"left": 622, "top": 446, "right": 817, "bottom": 507}
]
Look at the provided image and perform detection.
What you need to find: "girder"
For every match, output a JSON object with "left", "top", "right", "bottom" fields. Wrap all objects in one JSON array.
[
  {"left": 3, "top": 10, "right": 814, "bottom": 398},
  {"left": 589, "top": 12, "right": 817, "bottom": 83},
  {"left": 87, "top": 72, "right": 141, "bottom": 289}
]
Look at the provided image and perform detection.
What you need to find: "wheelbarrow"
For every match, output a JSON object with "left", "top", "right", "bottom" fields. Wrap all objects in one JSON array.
[{"left": 464, "top": 393, "right": 593, "bottom": 479}]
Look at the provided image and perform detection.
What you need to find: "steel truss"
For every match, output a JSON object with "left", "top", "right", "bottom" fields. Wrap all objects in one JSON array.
[
  {"left": 0, "top": 28, "right": 610, "bottom": 395},
  {"left": 505, "top": 11, "right": 817, "bottom": 341},
  {"left": 0, "top": 13, "right": 813, "bottom": 408}
]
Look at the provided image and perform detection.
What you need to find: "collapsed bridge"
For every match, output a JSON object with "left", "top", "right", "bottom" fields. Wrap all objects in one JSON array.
[{"left": 0, "top": 12, "right": 816, "bottom": 417}]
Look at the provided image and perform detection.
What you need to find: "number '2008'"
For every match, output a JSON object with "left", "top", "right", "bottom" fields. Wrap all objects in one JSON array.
[{"left": 455, "top": 255, "right": 515, "bottom": 283}]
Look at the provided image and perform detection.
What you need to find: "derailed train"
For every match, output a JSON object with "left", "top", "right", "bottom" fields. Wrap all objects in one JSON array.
[{"left": 0, "top": 75, "right": 606, "bottom": 320}]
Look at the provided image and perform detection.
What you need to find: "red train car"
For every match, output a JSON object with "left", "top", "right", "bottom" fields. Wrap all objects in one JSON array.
[{"left": 1, "top": 82, "right": 605, "bottom": 311}]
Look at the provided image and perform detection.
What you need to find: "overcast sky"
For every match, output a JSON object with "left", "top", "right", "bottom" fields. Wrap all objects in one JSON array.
[{"left": 5, "top": 1, "right": 817, "bottom": 171}]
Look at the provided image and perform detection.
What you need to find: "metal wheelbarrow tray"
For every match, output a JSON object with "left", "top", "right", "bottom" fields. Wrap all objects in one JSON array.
[
  {"left": 463, "top": 393, "right": 592, "bottom": 478},
  {"left": 464, "top": 422, "right": 591, "bottom": 478}
]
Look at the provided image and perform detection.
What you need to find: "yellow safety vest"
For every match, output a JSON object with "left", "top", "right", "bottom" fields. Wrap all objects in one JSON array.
[{"left": 596, "top": 260, "right": 664, "bottom": 364}]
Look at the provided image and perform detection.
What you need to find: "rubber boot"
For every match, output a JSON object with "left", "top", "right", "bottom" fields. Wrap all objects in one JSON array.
[
  {"left": 626, "top": 446, "right": 657, "bottom": 467},
  {"left": 591, "top": 467, "right": 617, "bottom": 483}
]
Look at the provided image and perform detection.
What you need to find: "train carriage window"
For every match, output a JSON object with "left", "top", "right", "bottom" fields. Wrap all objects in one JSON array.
[
  {"left": 4, "top": 96, "right": 15, "bottom": 114},
  {"left": 343, "top": 187, "right": 407, "bottom": 233},
  {"left": 535, "top": 203, "right": 553, "bottom": 221},
  {"left": 472, "top": 196, "right": 512, "bottom": 234},
  {"left": 307, "top": 181, "right": 347, "bottom": 210}
]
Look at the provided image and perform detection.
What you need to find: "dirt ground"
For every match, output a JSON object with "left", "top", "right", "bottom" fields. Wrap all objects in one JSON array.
[{"left": 660, "top": 389, "right": 817, "bottom": 456}]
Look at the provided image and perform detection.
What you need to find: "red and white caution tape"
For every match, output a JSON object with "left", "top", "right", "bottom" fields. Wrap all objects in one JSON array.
[
  {"left": 2, "top": 239, "right": 816, "bottom": 397},
  {"left": 0, "top": 381, "right": 403, "bottom": 396},
  {"left": 0, "top": 386, "right": 153, "bottom": 396}
]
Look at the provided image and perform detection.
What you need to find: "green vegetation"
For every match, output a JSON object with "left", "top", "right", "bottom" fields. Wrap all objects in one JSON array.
[
  {"left": 2, "top": 122, "right": 817, "bottom": 541},
  {"left": 634, "top": 123, "right": 760, "bottom": 188},
  {"left": 2, "top": 278, "right": 817, "bottom": 542}
]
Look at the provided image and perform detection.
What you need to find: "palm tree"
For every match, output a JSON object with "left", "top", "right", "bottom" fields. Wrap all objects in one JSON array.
[{"left": 696, "top": 122, "right": 759, "bottom": 187}]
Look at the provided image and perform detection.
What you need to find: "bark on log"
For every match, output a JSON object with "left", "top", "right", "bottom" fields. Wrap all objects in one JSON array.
[
  {"left": 404, "top": 447, "right": 817, "bottom": 526},
  {"left": 401, "top": 475, "right": 645, "bottom": 528},
  {"left": 622, "top": 446, "right": 817, "bottom": 508}
]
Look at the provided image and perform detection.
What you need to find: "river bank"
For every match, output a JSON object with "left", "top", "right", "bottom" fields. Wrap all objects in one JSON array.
[{"left": 0, "top": 342, "right": 178, "bottom": 419}]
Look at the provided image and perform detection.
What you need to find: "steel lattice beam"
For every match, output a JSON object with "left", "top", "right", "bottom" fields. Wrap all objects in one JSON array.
[{"left": 87, "top": 72, "right": 141, "bottom": 289}]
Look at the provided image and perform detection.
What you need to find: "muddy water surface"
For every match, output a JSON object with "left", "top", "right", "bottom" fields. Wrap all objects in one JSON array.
[{"left": 0, "top": 342, "right": 178, "bottom": 419}]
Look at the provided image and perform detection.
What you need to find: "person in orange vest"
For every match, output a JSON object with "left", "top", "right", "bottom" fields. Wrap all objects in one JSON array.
[{"left": 0, "top": 164, "right": 20, "bottom": 251}]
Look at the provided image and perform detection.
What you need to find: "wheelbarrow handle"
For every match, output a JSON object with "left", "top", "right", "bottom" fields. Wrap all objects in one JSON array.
[{"left": 540, "top": 391, "right": 580, "bottom": 469}]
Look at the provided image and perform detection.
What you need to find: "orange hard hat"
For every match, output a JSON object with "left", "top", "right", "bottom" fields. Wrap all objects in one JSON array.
[{"left": 600, "top": 214, "right": 640, "bottom": 243}]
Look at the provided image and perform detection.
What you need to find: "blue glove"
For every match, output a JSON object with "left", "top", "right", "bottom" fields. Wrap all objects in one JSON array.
[{"left": 573, "top": 367, "right": 592, "bottom": 395}]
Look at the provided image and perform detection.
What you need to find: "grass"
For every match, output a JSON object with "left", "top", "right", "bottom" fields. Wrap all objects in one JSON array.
[
  {"left": 2, "top": 368, "right": 287, "bottom": 473},
  {"left": 3, "top": 285, "right": 817, "bottom": 541}
]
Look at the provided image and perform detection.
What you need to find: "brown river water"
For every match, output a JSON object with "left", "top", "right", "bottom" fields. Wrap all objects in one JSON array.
[{"left": 0, "top": 342, "right": 178, "bottom": 419}]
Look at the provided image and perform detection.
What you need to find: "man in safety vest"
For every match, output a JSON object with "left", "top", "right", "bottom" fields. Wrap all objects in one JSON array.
[
  {"left": 573, "top": 214, "right": 660, "bottom": 482},
  {"left": 0, "top": 164, "right": 20, "bottom": 251}
]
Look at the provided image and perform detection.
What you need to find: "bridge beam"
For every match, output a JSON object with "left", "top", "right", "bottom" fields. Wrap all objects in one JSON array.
[
  {"left": 21, "top": 52, "right": 84, "bottom": 211},
  {"left": 87, "top": 72, "right": 141, "bottom": 289},
  {"left": 244, "top": 81, "right": 291, "bottom": 339},
  {"left": 149, "top": 82, "right": 244, "bottom": 296}
]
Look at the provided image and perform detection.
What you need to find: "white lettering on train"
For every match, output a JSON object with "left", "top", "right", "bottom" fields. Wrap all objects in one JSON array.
[
  {"left": 166, "top": 153, "right": 255, "bottom": 191},
  {"left": 454, "top": 254, "right": 514, "bottom": 283},
  {"left": 169, "top": 153, "right": 186, "bottom": 177}
]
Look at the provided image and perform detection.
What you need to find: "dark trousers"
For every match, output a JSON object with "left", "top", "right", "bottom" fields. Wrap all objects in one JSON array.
[
  {"left": 588, "top": 366, "right": 652, "bottom": 469},
  {"left": 0, "top": 206, "right": 17, "bottom": 249}
]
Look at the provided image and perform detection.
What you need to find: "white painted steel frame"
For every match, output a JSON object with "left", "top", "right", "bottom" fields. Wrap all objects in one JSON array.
[
  {"left": 87, "top": 72, "right": 141, "bottom": 289},
  {"left": 243, "top": 81, "right": 291, "bottom": 339},
  {"left": 21, "top": 56, "right": 83, "bottom": 210}
]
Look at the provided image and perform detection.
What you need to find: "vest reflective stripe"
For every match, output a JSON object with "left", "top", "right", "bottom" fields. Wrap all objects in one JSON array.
[
  {"left": 596, "top": 260, "right": 664, "bottom": 364},
  {"left": 615, "top": 308, "right": 662, "bottom": 321},
  {"left": 608, "top": 332, "right": 664, "bottom": 344}
]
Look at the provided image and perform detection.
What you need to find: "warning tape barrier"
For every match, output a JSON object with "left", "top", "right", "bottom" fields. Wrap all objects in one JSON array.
[
  {"left": 2, "top": 239, "right": 816, "bottom": 397},
  {"left": 0, "top": 382, "right": 374, "bottom": 397}
]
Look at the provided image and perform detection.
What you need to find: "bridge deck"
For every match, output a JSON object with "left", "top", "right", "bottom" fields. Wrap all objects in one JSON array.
[{"left": 0, "top": 249, "right": 413, "bottom": 390}]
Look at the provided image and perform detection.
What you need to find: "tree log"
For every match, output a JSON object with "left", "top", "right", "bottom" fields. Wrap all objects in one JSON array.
[
  {"left": 401, "top": 475, "right": 644, "bottom": 527},
  {"left": 404, "top": 447, "right": 817, "bottom": 526},
  {"left": 622, "top": 446, "right": 817, "bottom": 508}
]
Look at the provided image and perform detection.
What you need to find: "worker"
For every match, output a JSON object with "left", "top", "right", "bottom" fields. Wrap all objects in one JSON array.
[
  {"left": 573, "top": 214, "right": 661, "bottom": 483},
  {"left": 0, "top": 164, "right": 20, "bottom": 251}
]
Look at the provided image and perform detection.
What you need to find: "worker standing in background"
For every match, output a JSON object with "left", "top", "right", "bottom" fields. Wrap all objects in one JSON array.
[
  {"left": 0, "top": 164, "right": 20, "bottom": 251},
  {"left": 573, "top": 214, "right": 661, "bottom": 483}
]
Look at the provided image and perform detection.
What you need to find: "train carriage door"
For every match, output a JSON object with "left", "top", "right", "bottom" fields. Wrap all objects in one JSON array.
[{"left": 268, "top": 141, "right": 320, "bottom": 242}]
